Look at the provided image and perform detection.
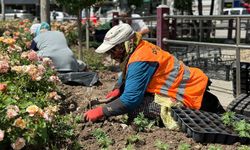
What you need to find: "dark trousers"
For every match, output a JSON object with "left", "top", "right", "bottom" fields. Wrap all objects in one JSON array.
[{"left": 200, "top": 90, "right": 226, "bottom": 114}]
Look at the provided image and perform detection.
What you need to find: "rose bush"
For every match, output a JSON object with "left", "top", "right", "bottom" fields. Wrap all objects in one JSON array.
[{"left": 0, "top": 20, "right": 79, "bottom": 149}]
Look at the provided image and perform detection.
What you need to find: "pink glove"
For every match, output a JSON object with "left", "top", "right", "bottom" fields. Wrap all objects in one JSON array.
[
  {"left": 105, "top": 89, "right": 120, "bottom": 99},
  {"left": 84, "top": 106, "right": 104, "bottom": 122}
]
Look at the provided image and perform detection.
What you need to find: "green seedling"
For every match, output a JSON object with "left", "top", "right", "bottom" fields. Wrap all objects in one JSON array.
[
  {"left": 74, "top": 114, "right": 82, "bottom": 123},
  {"left": 154, "top": 140, "right": 169, "bottom": 150},
  {"left": 133, "top": 113, "right": 155, "bottom": 132},
  {"left": 237, "top": 145, "right": 250, "bottom": 150},
  {"left": 233, "top": 120, "right": 250, "bottom": 138},
  {"left": 221, "top": 112, "right": 250, "bottom": 138},
  {"left": 123, "top": 144, "right": 135, "bottom": 150},
  {"left": 177, "top": 143, "right": 191, "bottom": 150},
  {"left": 126, "top": 134, "right": 142, "bottom": 144},
  {"left": 121, "top": 114, "right": 129, "bottom": 124},
  {"left": 208, "top": 145, "right": 223, "bottom": 150},
  {"left": 221, "top": 111, "right": 235, "bottom": 126},
  {"left": 91, "top": 128, "right": 113, "bottom": 148}
]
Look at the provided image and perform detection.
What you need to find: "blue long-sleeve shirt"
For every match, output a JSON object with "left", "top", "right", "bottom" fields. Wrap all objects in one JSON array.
[
  {"left": 103, "top": 62, "right": 158, "bottom": 116},
  {"left": 120, "top": 61, "right": 158, "bottom": 110},
  {"left": 103, "top": 61, "right": 158, "bottom": 116}
]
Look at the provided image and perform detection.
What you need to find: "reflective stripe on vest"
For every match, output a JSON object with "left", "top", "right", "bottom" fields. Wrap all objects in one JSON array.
[{"left": 176, "top": 65, "right": 191, "bottom": 101}]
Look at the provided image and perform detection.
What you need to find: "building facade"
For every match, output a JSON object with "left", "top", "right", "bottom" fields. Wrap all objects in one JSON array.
[{"left": 4, "top": 0, "right": 58, "bottom": 17}]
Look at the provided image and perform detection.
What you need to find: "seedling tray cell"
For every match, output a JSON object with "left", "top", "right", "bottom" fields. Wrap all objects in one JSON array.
[
  {"left": 227, "top": 94, "right": 250, "bottom": 117},
  {"left": 171, "top": 107, "right": 250, "bottom": 144}
]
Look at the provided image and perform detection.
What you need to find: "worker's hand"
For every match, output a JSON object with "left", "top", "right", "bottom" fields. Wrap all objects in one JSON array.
[
  {"left": 83, "top": 106, "right": 104, "bottom": 122},
  {"left": 105, "top": 89, "right": 120, "bottom": 99}
]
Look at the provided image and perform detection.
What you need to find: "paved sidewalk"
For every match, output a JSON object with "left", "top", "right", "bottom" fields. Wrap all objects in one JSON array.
[{"left": 209, "top": 79, "right": 235, "bottom": 108}]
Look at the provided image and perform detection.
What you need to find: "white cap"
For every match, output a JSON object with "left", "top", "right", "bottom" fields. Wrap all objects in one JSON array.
[
  {"left": 95, "top": 23, "right": 135, "bottom": 53},
  {"left": 30, "top": 23, "right": 41, "bottom": 34}
]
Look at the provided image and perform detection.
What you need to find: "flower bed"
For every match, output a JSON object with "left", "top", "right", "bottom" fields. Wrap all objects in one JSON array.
[{"left": 0, "top": 20, "right": 78, "bottom": 149}]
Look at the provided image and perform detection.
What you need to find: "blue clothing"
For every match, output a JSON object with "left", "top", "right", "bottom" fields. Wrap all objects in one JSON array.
[
  {"left": 119, "top": 61, "right": 158, "bottom": 110},
  {"left": 35, "top": 22, "right": 50, "bottom": 36}
]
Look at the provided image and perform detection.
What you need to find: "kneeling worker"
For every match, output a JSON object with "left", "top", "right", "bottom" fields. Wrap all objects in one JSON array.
[{"left": 84, "top": 23, "right": 225, "bottom": 128}]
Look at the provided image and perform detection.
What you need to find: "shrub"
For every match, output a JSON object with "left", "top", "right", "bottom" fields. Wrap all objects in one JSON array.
[
  {"left": 83, "top": 48, "right": 107, "bottom": 71},
  {"left": 0, "top": 20, "right": 78, "bottom": 149}
]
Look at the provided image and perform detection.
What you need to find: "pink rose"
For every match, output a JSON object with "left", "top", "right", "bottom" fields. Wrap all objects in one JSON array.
[
  {"left": 42, "top": 57, "right": 54, "bottom": 67},
  {"left": 0, "top": 60, "right": 9, "bottom": 73},
  {"left": 49, "top": 91, "right": 61, "bottom": 100},
  {"left": 27, "top": 50, "right": 39, "bottom": 62},
  {"left": 7, "top": 108, "right": 18, "bottom": 119},
  {"left": 11, "top": 137, "right": 26, "bottom": 150},
  {"left": 0, "top": 130, "right": 4, "bottom": 141},
  {"left": 6, "top": 105, "right": 19, "bottom": 119},
  {"left": 49, "top": 75, "right": 61, "bottom": 84}
]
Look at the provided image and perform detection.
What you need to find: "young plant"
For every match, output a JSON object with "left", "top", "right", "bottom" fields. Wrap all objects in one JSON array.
[
  {"left": 221, "top": 112, "right": 250, "bottom": 139},
  {"left": 237, "top": 145, "right": 250, "bottom": 150},
  {"left": 233, "top": 120, "right": 250, "bottom": 138},
  {"left": 123, "top": 144, "right": 135, "bottom": 150},
  {"left": 208, "top": 145, "right": 223, "bottom": 150},
  {"left": 154, "top": 140, "right": 169, "bottom": 150},
  {"left": 133, "top": 113, "right": 155, "bottom": 132},
  {"left": 120, "top": 114, "right": 129, "bottom": 124},
  {"left": 126, "top": 134, "right": 143, "bottom": 145},
  {"left": 177, "top": 143, "right": 191, "bottom": 150},
  {"left": 91, "top": 128, "right": 113, "bottom": 148},
  {"left": 221, "top": 111, "right": 235, "bottom": 126}
]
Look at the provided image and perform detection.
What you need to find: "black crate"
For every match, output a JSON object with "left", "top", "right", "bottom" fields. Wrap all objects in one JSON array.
[
  {"left": 171, "top": 107, "right": 250, "bottom": 144},
  {"left": 232, "top": 62, "right": 250, "bottom": 96}
]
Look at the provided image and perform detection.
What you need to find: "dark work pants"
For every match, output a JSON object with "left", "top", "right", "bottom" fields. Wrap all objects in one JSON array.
[{"left": 199, "top": 90, "right": 226, "bottom": 114}]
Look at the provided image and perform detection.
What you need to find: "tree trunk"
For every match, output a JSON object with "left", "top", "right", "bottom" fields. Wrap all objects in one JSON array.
[
  {"left": 40, "top": 0, "right": 50, "bottom": 24},
  {"left": 1, "top": 0, "right": 5, "bottom": 21},
  {"left": 85, "top": 8, "right": 90, "bottom": 51},
  {"left": 77, "top": 9, "right": 83, "bottom": 60}
]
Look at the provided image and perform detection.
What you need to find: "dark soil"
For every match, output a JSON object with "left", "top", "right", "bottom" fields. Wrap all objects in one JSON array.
[{"left": 59, "top": 71, "right": 246, "bottom": 150}]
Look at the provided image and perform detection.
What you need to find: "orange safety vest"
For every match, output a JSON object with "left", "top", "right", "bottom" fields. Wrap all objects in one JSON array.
[{"left": 127, "top": 40, "right": 208, "bottom": 109}]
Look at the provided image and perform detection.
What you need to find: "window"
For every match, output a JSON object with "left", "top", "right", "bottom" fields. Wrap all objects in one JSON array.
[
  {"left": 231, "top": 10, "right": 240, "bottom": 15},
  {"left": 223, "top": 11, "right": 229, "bottom": 15},
  {"left": 242, "top": 9, "right": 249, "bottom": 14}
]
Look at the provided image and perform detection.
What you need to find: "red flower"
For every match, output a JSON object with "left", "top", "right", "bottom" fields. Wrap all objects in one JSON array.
[{"left": 19, "top": 21, "right": 24, "bottom": 25}]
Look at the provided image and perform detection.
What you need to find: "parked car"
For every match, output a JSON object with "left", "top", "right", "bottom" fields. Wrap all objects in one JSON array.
[
  {"left": 50, "top": 11, "right": 71, "bottom": 22},
  {"left": 0, "top": 9, "right": 34, "bottom": 20},
  {"left": 222, "top": 8, "right": 250, "bottom": 28},
  {"left": 223, "top": 8, "right": 249, "bottom": 15}
]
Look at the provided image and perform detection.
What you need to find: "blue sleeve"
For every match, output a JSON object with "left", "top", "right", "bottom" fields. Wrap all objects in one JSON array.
[
  {"left": 120, "top": 61, "right": 158, "bottom": 110},
  {"left": 30, "top": 40, "right": 39, "bottom": 51}
]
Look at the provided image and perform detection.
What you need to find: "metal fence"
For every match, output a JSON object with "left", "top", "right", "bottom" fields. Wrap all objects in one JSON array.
[{"left": 112, "top": 6, "right": 250, "bottom": 97}]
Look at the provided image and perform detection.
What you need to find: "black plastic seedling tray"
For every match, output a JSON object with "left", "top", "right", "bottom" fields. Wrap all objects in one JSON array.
[
  {"left": 171, "top": 106, "right": 250, "bottom": 144},
  {"left": 232, "top": 62, "right": 250, "bottom": 96},
  {"left": 227, "top": 94, "right": 250, "bottom": 117}
]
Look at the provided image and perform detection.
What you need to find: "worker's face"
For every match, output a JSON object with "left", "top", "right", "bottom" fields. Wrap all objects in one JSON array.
[{"left": 107, "top": 44, "right": 126, "bottom": 63}]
